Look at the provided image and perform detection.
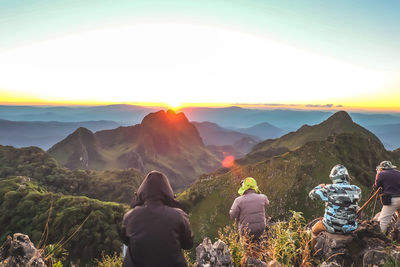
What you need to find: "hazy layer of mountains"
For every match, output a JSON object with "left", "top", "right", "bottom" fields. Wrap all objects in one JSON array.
[
  {"left": 1, "top": 107, "right": 400, "bottom": 264},
  {"left": 0, "top": 119, "right": 121, "bottom": 150},
  {"left": 1, "top": 105, "right": 400, "bottom": 150},
  {"left": 0, "top": 104, "right": 158, "bottom": 124}
]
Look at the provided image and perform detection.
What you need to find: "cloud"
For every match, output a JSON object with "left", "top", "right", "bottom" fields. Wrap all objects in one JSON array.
[{"left": 305, "top": 104, "right": 334, "bottom": 108}]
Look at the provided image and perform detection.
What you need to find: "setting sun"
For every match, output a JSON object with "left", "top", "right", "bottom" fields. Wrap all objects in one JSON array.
[{"left": 168, "top": 101, "right": 182, "bottom": 110}]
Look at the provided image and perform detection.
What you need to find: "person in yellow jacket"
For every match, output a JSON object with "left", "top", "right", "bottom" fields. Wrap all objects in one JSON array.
[{"left": 229, "top": 177, "right": 270, "bottom": 239}]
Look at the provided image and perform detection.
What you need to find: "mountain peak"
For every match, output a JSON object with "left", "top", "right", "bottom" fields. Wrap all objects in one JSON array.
[
  {"left": 74, "top": 127, "right": 94, "bottom": 135},
  {"left": 141, "top": 110, "right": 189, "bottom": 127},
  {"left": 326, "top": 111, "right": 353, "bottom": 123}
]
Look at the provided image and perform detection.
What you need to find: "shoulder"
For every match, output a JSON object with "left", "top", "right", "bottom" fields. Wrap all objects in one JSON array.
[
  {"left": 234, "top": 195, "right": 244, "bottom": 202},
  {"left": 171, "top": 207, "right": 189, "bottom": 217},
  {"left": 323, "top": 184, "right": 335, "bottom": 190},
  {"left": 122, "top": 209, "right": 135, "bottom": 223}
]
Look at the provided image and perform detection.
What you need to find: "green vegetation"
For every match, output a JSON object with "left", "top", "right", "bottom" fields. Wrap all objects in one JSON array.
[
  {"left": 218, "top": 223, "right": 247, "bottom": 266},
  {"left": 96, "top": 252, "right": 123, "bottom": 267},
  {"left": 267, "top": 211, "right": 311, "bottom": 266},
  {"left": 0, "top": 145, "right": 144, "bottom": 203},
  {"left": 179, "top": 132, "right": 400, "bottom": 242},
  {"left": 0, "top": 176, "right": 128, "bottom": 265}
]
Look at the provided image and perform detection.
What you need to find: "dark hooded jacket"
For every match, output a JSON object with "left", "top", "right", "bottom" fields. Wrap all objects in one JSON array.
[{"left": 122, "top": 171, "right": 194, "bottom": 267}]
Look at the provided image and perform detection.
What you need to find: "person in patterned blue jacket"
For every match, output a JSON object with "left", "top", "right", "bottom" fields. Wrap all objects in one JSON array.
[{"left": 309, "top": 164, "right": 361, "bottom": 247}]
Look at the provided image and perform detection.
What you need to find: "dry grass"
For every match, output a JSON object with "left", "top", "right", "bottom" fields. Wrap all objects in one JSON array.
[{"left": 218, "top": 211, "right": 312, "bottom": 267}]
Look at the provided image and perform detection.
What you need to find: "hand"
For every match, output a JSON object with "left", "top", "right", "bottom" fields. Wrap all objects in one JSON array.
[{"left": 318, "top": 184, "right": 326, "bottom": 188}]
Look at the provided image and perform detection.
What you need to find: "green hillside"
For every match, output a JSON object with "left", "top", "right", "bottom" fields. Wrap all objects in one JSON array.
[
  {"left": 0, "top": 176, "right": 128, "bottom": 265},
  {"left": 48, "top": 110, "right": 221, "bottom": 190},
  {"left": 246, "top": 111, "right": 381, "bottom": 163},
  {"left": 0, "top": 145, "right": 144, "bottom": 203},
  {"left": 179, "top": 132, "right": 399, "bottom": 243}
]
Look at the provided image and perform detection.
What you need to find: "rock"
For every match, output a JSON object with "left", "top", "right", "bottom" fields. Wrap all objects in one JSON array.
[
  {"left": 314, "top": 231, "right": 353, "bottom": 263},
  {"left": 363, "top": 250, "right": 388, "bottom": 266},
  {"left": 267, "top": 259, "right": 281, "bottom": 267},
  {"left": 312, "top": 219, "right": 400, "bottom": 266},
  {"left": 196, "top": 238, "right": 232, "bottom": 267},
  {"left": 319, "top": 261, "right": 341, "bottom": 267},
  {"left": 0, "top": 233, "right": 46, "bottom": 267}
]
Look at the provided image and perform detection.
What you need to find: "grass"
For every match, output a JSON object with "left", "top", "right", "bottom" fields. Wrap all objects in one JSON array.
[{"left": 217, "top": 211, "right": 312, "bottom": 267}]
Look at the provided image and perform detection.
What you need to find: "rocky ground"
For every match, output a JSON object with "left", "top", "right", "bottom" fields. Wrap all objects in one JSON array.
[
  {"left": 196, "top": 217, "right": 400, "bottom": 267},
  {"left": 2, "top": 217, "right": 400, "bottom": 267},
  {"left": 0, "top": 233, "right": 46, "bottom": 267}
]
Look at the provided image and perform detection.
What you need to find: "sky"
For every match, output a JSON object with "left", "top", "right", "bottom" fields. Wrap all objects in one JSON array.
[{"left": 0, "top": 0, "right": 399, "bottom": 111}]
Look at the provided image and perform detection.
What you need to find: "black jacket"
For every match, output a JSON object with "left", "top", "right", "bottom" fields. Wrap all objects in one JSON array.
[
  {"left": 122, "top": 171, "right": 194, "bottom": 267},
  {"left": 374, "top": 169, "right": 400, "bottom": 196}
]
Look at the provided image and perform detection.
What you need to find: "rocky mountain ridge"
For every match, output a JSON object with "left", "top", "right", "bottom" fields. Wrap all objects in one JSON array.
[{"left": 48, "top": 110, "right": 221, "bottom": 190}]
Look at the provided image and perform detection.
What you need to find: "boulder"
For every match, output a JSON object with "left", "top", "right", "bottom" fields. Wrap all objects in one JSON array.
[
  {"left": 313, "top": 220, "right": 400, "bottom": 266},
  {"left": 196, "top": 238, "right": 232, "bottom": 267},
  {"left": 314, "top": 231, "right": 353, "bottom": 264},
  {"left": 0, "top": 233, "right": 46, "bottom": 267}
]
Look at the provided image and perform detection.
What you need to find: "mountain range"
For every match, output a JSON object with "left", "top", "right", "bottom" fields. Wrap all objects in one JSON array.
[
  {"left": 366, "top": 123, "right": 400, "bottom": 151},
  {"left": 0, "top": 119, "right": 121, "bottom": 150},
  {"left": 48, "top": 110, "right": 221, "bottom": 190},
  {"left": 1, "top": 105, "right": 400, "bottom": 150},
  {"left": 0, "top": 104, "right": 158, "bottom": 124}
]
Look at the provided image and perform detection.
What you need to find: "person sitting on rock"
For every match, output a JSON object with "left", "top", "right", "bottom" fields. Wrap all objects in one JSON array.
[
  {"left": 309, "top": 164, "right": 361, "bottom": 247},
  {"left": 373, "top": 161, "right": 400, "bottom": 234},
  {"left": 121, "top": 170, "right": 194, "bottom": 267},
  {"left": 229, "top": 177, "right": 269, "bottom": 239}
]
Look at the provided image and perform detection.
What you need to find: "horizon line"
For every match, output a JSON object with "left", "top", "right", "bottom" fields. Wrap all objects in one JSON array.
[{"left": 1, "top": 100, "right": 400, "bottom": 113}]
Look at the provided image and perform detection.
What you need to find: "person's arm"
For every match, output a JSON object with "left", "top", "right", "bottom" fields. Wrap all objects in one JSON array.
[
  {"left": 264, "top": 195, "right": 270, "bottom": 206},
  {"left": 121, "top": 210, "right": 133, "bottom": 245},
  {"left": 308, "top": 184, "right": 328, "bottom": 201},
  {"left": 179, "top": 210, "right": 194, "bottom": 250},
  {"left": 229, "top": 198, "right": 241, "bottom": 221},
  {"left": 373, "top": 172, "right": 382, "bottom": 192}
]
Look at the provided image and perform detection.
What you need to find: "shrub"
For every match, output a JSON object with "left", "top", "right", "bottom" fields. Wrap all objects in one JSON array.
[
  {"left": 96, "top": 252, "right": 123, "bottom": 267},
  {"left": 267, "top": 211, "right": 312, "bottom": 266}
]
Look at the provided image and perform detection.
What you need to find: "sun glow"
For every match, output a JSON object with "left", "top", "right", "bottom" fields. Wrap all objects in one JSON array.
[
  {"left": 168, "top": 101, "right": 182, "bottom": 110},
  {"left": 0, "top": 23, "right": 397, "bottom": 108}
]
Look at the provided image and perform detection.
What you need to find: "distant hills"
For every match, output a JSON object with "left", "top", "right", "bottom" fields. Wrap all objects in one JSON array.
[
  {"left": 366, "top": 123, "right": 400, "bottom": 151},
  {"left": 192, "top": 121, "right": 261, "bottom": 155},
  {"left": 182, "top": 106, "right": 400, "bottom": 129},
  {"left": 0, "top": 104, "right": 158, "bottom": 124},
  {"left": 179, "top": 111, "right": 400, "bottom": 241},
  {"left": 192, "top": 121, "right": 260, "bottom": 146},
  {"left": 0, "top": 119, "right": 121, "bottom": 150},
  {"left": 48, "top": 110, "right": 221, "bottom": 190},
  {"left": 232, "top": 122, "right": 286, "bottom": 140}
]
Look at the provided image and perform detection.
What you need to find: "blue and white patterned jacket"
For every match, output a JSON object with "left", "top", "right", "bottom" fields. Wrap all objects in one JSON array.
[{"left": 309, "top": 181, "right": 361, "bottom": 234}]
